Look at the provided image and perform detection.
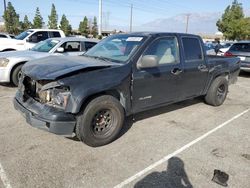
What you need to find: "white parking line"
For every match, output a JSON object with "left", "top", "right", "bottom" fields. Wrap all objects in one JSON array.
[
  {"left": 0, "top": 163, "right": 12, "bottom": 188},
  {"left": 114, "top": 108, "right": 250, "bottom": 188}
]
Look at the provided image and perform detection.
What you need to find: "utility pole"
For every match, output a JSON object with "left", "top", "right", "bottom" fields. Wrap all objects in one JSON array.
[
  {"left": 98, "top": 0, "right": 102, "bottom": 36},
  {"left": 3, "top": 0, "right": 6, "bottom": 12},
  {"left": 129, "top": 4, "right": 133, "bottom": 32},
  {"left": 185, "top": 14, "right": 191, "bottom": 33}
]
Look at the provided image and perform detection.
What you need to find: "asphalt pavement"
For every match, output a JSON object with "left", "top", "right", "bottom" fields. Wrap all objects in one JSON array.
[{"left": 0, "top": 73, "right": 250, "bottom": 188}]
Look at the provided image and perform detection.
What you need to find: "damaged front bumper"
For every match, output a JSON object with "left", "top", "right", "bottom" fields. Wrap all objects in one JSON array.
[{"left": 13, "top": 91, "right": 76, "bottom": 136}]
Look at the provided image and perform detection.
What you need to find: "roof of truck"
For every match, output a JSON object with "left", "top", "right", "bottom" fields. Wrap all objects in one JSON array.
[
  {"left": 48, "top": 37, "right": 99, "bottom": 43},
  {"left": 128, "top": 32, "right": 200, "bottom": 37},
  {"left": 28, "top": 29, "right": 64, "bottom": 32}
]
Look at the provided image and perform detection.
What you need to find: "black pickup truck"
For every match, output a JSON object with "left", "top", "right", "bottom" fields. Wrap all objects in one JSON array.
[{"left": 14, "top": 32, "right": 240, "bottom": 146}]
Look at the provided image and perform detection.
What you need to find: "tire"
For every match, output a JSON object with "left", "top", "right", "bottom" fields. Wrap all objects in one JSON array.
[
  {"left": 76, "top": 95, "right": 124, "bottom": 147},
  {"left": 205, "top": 76, "right": 228, "bottom": 106},
  {"left": 11, "top": 64, "right": 23, "bottom": 87}
]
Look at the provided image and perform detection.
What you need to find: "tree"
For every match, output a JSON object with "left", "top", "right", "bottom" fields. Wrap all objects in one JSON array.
[
  {"left": 92, "top": 16, "right": 98, "bottom": 38},
  {"left": 33, "top": 7, "right": 43, "bottom": 28},
  {"left": 48, "top": 3, "right": 58, "bottom": 29},
  {"left": 59, "top": 14, "right": 72, "bottom": 36},
  {"left": 79, "top": 16, "right": 89, "bottom": 36},
  {"left": 3, "top": 2, "right": 20, "bottom": 34},
  {"left": 217, "top": 0, "right": 250, "bottom": 40},
  {"left": 20, "top": 15, "right": 32, "bottom": 31}
]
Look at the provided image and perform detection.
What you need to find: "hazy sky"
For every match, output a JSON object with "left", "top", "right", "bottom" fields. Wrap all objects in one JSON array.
[{"left": 1, "top": 0, "right": 250, "bottom": 30}]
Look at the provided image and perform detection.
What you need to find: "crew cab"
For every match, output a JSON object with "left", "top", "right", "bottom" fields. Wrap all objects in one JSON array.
[
  {"left": 0, "top": 29, "right": 65, "bottom": 52},
  {"left": 14, "top": 33, "right": 241, "bottom": 147}
]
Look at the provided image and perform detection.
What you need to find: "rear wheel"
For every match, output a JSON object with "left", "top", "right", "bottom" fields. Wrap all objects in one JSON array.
[
  {"left": 205, "top": 76, "right": 228, "bottom": 106},
  {"left": 11, "top": 64, "right": 23, "bottom": 87},
  {"left": 76, "top": 95, "right": 124, "bottom": 147}
]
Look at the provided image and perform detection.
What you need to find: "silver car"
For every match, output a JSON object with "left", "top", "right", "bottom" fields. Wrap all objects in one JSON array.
[
  {"left": 225, "top": 41, "right": 250, "bottom": 72},
  {"left": 0, "top": 37, "right": 98, "bottom": 86}
]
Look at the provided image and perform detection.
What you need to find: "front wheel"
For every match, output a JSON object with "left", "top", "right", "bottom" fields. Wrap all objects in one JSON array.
[
  {"left": 11, "top": 64, "right": 23, "bottom": 87},
  {"left": 205, "top": 76, "right": 228, "bottom": 106},
  {"left": 76, "top": 95, "right": 124, "bottom": 147}
]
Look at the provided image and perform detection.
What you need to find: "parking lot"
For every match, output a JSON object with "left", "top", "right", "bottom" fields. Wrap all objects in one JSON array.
[{"left": 0, "top": 73, "right": 249, "bottom": 188}]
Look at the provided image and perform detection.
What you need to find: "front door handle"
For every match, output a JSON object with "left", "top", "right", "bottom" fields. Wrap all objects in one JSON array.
[{"left": 171, "top": 68, "right": 183, "bottom": 75}]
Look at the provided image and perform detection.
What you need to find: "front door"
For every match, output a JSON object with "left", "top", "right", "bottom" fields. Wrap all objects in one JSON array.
[{"left": 132, "top": 36, "right": 184, "bottom": 113}]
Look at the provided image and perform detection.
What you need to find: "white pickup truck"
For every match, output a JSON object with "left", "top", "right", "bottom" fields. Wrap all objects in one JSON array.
[{"left": 0, "top": 29, "right": 65, "bottom": 52}]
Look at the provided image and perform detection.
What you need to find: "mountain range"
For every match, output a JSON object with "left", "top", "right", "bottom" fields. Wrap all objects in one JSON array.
[{"left": 111, "top": 10, "right": 250, "bottom": 34}]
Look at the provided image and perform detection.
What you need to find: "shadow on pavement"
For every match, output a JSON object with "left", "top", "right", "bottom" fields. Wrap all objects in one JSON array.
[
  {"left": 68, "top": 98, "right": 203, "bottom": 142},
  {"left": 134, "top": 157, "right": 193, "bottom": 188},
  {"left": 239, "top": 71, "right": 250, "bottom": 78},
  {"left": 0, "top": 83, "right": 16, "bottom": 88}
]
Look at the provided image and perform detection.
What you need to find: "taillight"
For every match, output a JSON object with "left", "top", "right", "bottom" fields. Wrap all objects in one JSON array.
[{"left": 224, "top": 52, "right": 234, "bottom": 57}]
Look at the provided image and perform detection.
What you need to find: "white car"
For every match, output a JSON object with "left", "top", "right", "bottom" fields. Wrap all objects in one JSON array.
[
  {"left": 0, "top": 37, "right": 98, "bottom": 86},
  {"left": 0, "top": 29, "right": 65, "bottom": 52},
  {"left": 0, "top": 33, "right": 15, "bottom": 39}
]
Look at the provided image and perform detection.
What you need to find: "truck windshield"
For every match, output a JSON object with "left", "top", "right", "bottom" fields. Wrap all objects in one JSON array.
[
  {"left": 15, "top": 30, "right": 33, "bottom": 40},
  {"left": 31, "top": 39, "right": 60, "bottom": 52},
  {"left": 84, "top": 35, "right": 146, "bottom": 63}
]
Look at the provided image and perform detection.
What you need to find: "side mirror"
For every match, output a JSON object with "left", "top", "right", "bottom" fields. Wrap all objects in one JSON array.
[
  {"left": 56, "top": 47, "right": 64, "bottom": 53},
  {"left": 137, "top": 55, "right": 159, "bottom": 69}
]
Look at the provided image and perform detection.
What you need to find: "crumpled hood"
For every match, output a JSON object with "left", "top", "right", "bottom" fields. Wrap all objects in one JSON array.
[
  {"left": 22, "top": 56, "right": 120, "bottom": 80},
  {"left": 0, "top": 50, "right": 48, "bottom": 60}
]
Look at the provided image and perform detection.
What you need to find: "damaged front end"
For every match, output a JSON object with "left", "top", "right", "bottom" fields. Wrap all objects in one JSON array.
[{"left": 14, "top": 73, "right": 76, "bottom": 136}]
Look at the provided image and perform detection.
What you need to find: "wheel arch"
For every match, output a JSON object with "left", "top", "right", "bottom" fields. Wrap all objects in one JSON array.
[
  {"left": 76, "top": 89, "right": 128, "bottom": 115},
  {"left": 10, "top": 61, "right": 27, "bottom": 82},
  {"left": 2, "top": 48, "right": 16, "bottom": 52},
  {"left": 204, "top": 71, "right": 229, "bottom": 94}
]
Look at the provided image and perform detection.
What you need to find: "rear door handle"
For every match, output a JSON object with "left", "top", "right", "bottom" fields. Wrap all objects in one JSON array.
[
  {"left": 198, "top": 64, "right": 208, "bottom": 71},
  {"left": 171, "top": 68, "right": 183, "bottom": 75}
]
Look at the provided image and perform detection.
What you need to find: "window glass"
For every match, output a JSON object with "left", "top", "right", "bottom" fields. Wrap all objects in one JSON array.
[
  {"left": 230, "top": 43, "right": 250, "bottom": 52},
  {"left": 50, "top": 32, "right": 61, "bottom": 38},
  {"left": 84, "top": 42, "right": 97, "bottom": 51},
  {"left": 61, "top": 41, "right": 81, "bottom": 52},
  {"left": 31, "top": 31, "right": 49, "bottom": 43},
  {"left": 143, "top": 37, "right": 180, "bottom": 65},
  {"left": 0, "top": 34, "right": 7, "bottom": 38},
  {"left": 182, "top": 38, "right": 203, "bottom": 61},
  {"left": 31, "top": 39, "right": 60, "bottom": 52},
  {"left": 15, "top": 30, "right": 33, "bottom": 40},
  {"left": 85, "top": 35, "right": 146, "bottom": 63}
]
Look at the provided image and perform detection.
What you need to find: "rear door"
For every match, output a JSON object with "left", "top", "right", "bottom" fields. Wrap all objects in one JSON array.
[
  {"left": 179, "top": 37, "right": 209, "bottom": 98},
  {"left": 132, "top": 36, "right": 184, "bottom": 112}
]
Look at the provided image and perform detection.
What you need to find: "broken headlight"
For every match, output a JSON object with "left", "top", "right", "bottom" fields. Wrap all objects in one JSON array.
[{"left": 38, "top": 86, "right": 70, "bottom": 109}]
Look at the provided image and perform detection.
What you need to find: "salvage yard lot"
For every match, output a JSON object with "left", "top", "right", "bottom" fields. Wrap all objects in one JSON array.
[{"left": 0, "top": 73, "right": 250, "bottom": 188}]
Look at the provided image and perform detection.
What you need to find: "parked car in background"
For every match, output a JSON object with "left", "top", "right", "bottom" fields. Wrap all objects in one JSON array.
[
  {"left": 0, "top": 33, "right": 15, "bottom": 39},
  {"left": 217, "top": 42, "right": 234, "bottom": 56},
  {"left": 14, "top": 32, "right": 240, "bottom": 147},
  {"left": 224, "top": 41, "right": 250, "bottom": 72},
  {"left": 205, "top": 45, "right": 216, "bottom": 55},
  {"left": 0, "top": 29, "right": 65, "bottom": 52},
  {"left": 0, "top": 37, "right": 98, "bottom": 86}
]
